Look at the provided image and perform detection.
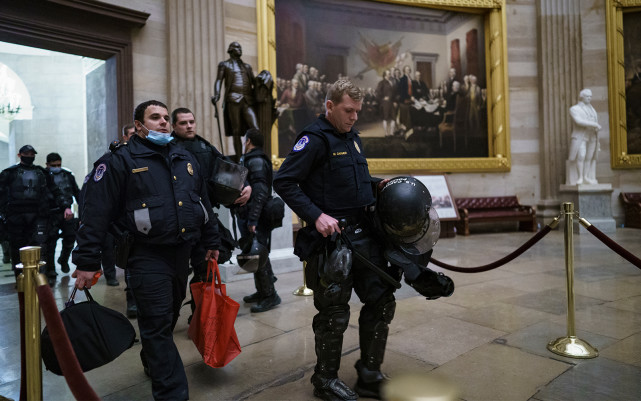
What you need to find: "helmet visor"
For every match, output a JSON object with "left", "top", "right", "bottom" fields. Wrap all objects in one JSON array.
[{"left": 398, "top": 207, "right": 441, "bottom": 255}]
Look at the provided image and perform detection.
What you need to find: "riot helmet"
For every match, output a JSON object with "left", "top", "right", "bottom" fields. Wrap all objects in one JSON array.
[
  {"left": 236, "top": 236, "right": 268, "bottom": 273},
  {"left": 210, "top": 158, "right": 248, "bottom": 207},
  {"left": 376, "top": 176, "right": 440, "bottom": 255},
  {"left": 323, "top": 235, "right": 352, "bottom": 283}
]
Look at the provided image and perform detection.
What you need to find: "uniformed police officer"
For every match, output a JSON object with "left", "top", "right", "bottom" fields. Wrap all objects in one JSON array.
[
  {"left": 274, "top": 80, "right": 394, "bottom": 400},
  {"left": 72, "top": 100, "right": 220, "bottom": 401},
  {"left": 0, "top": 145, "right": 71, "bottom": 282},
  {"left": 171, "top": 107, "right": 250, "bottom": 318},
  {"left": 236, "top": 128, "right": 280, "bottom": 313},
  {"left": 45, "top": 152, "right": 80, "bottom": 277}
]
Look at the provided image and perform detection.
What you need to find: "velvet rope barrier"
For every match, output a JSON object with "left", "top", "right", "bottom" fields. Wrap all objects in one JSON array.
[
  {"left": 430, "top": 224, "right": 554, "bottom": 273},
  {"left": 579, "top": 219, "right": 641, "bottom": 269},
  {"left": 36, "top": 284, "right": 101, "bottom": 401}
]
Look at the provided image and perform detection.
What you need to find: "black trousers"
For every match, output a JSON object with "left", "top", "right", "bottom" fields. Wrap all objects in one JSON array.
[
  {"left": 126, "top": 242, "right": 191, "bottom": 401},
  {"left": 6, "top": 212, "right": 48, "bottom": 275},
  {"left": 45, "top": 214, "right": 77, "bottom": 274},
  {"left": 307, "top": 223, "right": 399, "bottom": 375}
]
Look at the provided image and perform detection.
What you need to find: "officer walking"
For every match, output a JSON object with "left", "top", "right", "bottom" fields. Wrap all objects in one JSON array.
[
  {"left": 72, "top": 100, "right": 220, "bottom": 401},
  {"left": 274, "top": 79, "right": 394, "bottom": 400},
  {"left": 0, "top": 145, "right": 71, "bottom": 283},
  {"left": 171, "top": 107, "right": 250, "bottom": 319},
  {"left": 44, "top": 152, "right": 80, "bottom": 276},
  {"left": 236, "top": 128, "right": 280, "bottom": 313}
]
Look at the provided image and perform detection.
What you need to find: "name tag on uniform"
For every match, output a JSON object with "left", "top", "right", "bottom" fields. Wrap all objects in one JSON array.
[
  {"left": 132, "top": 167, "right": 149, "bottom": 173},
  {"left": 332, "top": 151, "right": 347, "bottom": 156}
]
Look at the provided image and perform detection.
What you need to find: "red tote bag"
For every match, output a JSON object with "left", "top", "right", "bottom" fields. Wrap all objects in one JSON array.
[{"left": 188, "top": 259, "right": 241, "bottom": 368}]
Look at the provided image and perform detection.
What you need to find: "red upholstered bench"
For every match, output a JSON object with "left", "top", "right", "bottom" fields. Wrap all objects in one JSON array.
[
  {"left": 455, "top": 196, "right": 537, "bottom": 236},
  {"left": 620, "top": 192, "right": 641, "bottom": 229}
]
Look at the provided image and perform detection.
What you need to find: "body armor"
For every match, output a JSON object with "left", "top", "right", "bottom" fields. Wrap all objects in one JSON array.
[{"left": 9, "top": 166, "right": 47, "bottom": 205}]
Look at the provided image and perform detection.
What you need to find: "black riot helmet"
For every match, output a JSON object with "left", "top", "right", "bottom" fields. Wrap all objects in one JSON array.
[
  {"left": 210, "top": 158, "right": 249, "bottom": 207},
  {"left": 236, "top": 236, "right": 268, "bottom": 273},
  {"left": 376, "top": 176, "right": 440, "bottom": 255}
]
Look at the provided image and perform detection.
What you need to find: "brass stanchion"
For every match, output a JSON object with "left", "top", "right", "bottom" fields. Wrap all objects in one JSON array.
[
  {"left": 18, "top": 246, "right": 47, "bottom": 400},
  {"left": 293, "top": 221, "right": 313, "bottom": 296},
  {"left": 293, "top": 260, "right": 314, "bottom": 296},
  {"left": 547, "top": 203, "right": 598, "bottom": 359}
]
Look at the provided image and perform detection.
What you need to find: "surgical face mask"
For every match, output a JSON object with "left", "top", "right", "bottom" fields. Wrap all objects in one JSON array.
[
  {"left": 21, "top": 156, "right": 35, "bottom": 166},
  {"left": 49, "top": 167, "right": 62, "bottom": 173},
  {"left": 141, "top": 124, "right": 173, "bottom": 146}
]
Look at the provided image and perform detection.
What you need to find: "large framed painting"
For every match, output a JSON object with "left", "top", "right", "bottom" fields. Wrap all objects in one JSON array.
[
  {"left": 606, "top": 0, "right": 641, "bottom": 169},
  {"left": 257, "top": 0, "right": 510, "bottom": 174}
]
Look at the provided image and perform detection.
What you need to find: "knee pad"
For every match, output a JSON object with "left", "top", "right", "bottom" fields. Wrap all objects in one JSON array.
[
  {"left": 377, "top": 296, "right": 396, "bottom": 325},
  {"left": 326, "top": 306, "right": 350, "bottom": 335}
]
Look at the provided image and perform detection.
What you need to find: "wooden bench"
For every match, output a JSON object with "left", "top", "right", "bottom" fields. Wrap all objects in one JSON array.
[
  {"left": 455, "top": 196, "right": 537, "bottom": 236},
  {"left": 619, "top": 192, "right": 641, "bottom": 229}
]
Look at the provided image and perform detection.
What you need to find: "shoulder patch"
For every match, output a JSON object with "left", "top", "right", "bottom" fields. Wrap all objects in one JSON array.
[
  {"left": 93, "top": 163, "right": 107, "bottom": 182},
  {"left": 293, "top": 135, "right": 309, "bottom": 152}
]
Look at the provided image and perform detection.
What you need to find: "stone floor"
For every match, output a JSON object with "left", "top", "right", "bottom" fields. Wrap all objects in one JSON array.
[{"left": 1, "top": 227, "right": 641, "bottom": 400}]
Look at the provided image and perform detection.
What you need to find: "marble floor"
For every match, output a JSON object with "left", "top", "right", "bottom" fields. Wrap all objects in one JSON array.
[{"left": 1, "top": 228, "right": 641, "bottom": 400}]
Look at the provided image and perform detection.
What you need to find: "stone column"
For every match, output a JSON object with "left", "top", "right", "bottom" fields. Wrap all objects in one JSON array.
[
  {"left": 536, "top": 0, "right": 583, "bottom": 223},
  {"left": 167, "top": 0, "right": 226, "bottom": 151},
  {"left": 167, "top": 1, "right": 300, "bottom": 283}
]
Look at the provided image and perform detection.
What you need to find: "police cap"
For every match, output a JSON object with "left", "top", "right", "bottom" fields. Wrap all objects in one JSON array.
[{"left": 19, "top": 145, "right": 37, "bottom": 154}]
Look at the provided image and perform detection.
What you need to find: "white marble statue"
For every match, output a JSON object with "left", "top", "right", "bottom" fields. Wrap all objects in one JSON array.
[{"left": 567, "top": 88, "right": 601, "bottom": 185}]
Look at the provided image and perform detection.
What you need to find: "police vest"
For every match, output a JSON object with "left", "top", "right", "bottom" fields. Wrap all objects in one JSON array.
[
  {"left": 8, "top": 165, "right": 48, "bottom": 205},
  {"left": 51, "top": 169, "right": 75, "bottom": 200},
  {"left": 302, "top": 130, "right": 375, "bottom": 214}
]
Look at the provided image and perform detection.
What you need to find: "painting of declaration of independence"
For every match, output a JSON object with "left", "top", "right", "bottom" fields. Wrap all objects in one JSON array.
[
  {"left": 624, "top": 10, "right": 641, "bottom": 155},
  {"left": 274, "top": 0, "right": 489, "bottom": 159}
]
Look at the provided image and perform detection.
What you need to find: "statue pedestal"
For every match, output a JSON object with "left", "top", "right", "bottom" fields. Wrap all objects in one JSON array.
[
  {"left": 559, "top": 184, "right": 616, "bottom": 234},
  {"left": 217, "top": 203, "right": 303, "bottom": 283}
]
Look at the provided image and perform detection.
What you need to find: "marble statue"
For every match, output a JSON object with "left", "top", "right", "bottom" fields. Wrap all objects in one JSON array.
[{"left": 567, "top": 88, "right": 601, "bottom": 185}]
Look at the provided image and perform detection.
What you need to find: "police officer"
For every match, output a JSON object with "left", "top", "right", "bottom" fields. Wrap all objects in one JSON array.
[
  {"left": 236, "top": 128, "right": 280, "bottom": 313},
  {"left": 45, "top": 152, "right": 80, "bottom": 276},
  {"left": 274, "top": 79, "right": 393, "bottom": 400},
  {"left": 72, "top": 100, "right": 220, "bottom": 401},
  {"left": 0, "top": 145, "right": 71, "bottom": 282},
  {"left": 171, "top": 107, "right": 250, "bottom": 317}
]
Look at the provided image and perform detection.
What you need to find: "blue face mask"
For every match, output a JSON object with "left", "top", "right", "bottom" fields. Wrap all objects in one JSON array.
[
  {"left": 49, "top": 167, "right": 62, "bottom": 173},
  {"left": 142, "top": 124, "right": 173, "bottom": 146}
]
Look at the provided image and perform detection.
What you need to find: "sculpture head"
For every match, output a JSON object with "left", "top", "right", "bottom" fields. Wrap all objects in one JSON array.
[
  {"left": 579, "top": 88, "right": 592, "bottom": 104},
  {"left": 227, "top": 42, "right": 242, "bottom": 58}
]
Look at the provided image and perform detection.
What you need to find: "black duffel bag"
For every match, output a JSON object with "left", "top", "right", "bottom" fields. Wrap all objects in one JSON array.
[{"left": 41, "top": 287, "right": 136, "bottom": 375}]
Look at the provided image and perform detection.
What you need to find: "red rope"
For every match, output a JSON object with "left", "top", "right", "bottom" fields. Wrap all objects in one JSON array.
[
  {"left": 585, "top": 225, "right": 641, "bottom": 269},
  {"left": 36, "top": 285, "right": 101, "bottom": 401},
  {"left": 430, "top": 225, "right": 553, "bottom": 273}
]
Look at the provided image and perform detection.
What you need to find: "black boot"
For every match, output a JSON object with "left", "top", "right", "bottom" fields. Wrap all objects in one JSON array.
[
  {"left": 354, "top": 359, "right": 388, "bottom": 399},
  {"left": 58, "top": 245, "right": 72, "bottom": 273},
  {"left": 250, "top": 261, "right": 280, "bottom": 313},
  {"left": 244, "top": 274, "right": 264, "bottom": 303},
  {"left": 311, "top": 308, "right": 356, "bottom": 401}
]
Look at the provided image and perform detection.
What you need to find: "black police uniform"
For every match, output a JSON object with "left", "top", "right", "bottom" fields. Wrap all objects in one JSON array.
[
  {"left": 236, "top": 147, "right": 279, "bottom": 312},
  {"left": 0, "top": 162, "right": 69, "bottom": 277},
  {"left": 273, "top": 114, "right": 399, "bottom": 399},
  {"left": 173, "top": 133, "right": 224, "bottom": 275},
  {"left": 72, "top": 135, "right": 220, "bottom": 401},
  {"left": 46, "top": 166, "right": 80, "bottom": 274}
]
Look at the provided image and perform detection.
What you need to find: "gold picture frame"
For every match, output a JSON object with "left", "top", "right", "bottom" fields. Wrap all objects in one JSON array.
[
  {"left": 257, "top": 0, "right": 510, "bottom": 174},
  {"left": 606, "top": 0, "right": 641, "bottom": 169}
]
